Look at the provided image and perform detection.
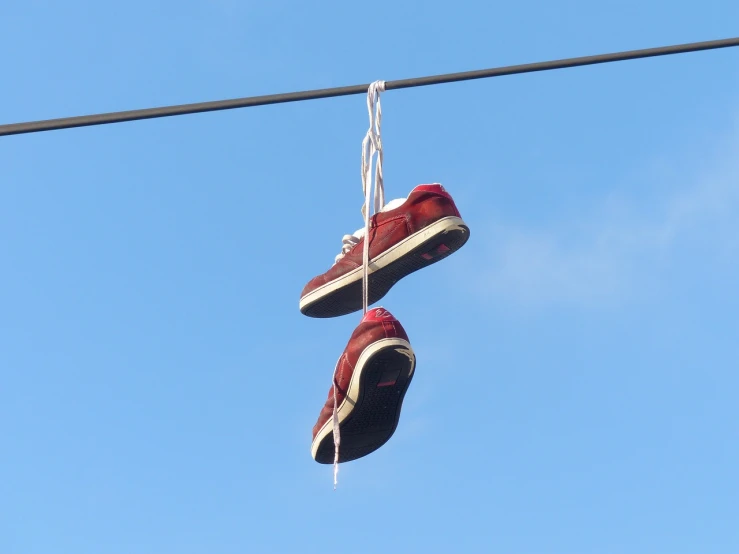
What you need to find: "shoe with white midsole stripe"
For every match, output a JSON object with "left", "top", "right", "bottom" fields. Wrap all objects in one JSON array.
[
  {"left": 299, "top": 184, "right": 470, "bottom": 318},
  {"left": 311, "top": 307, "right": 416, "bottom": 464}
]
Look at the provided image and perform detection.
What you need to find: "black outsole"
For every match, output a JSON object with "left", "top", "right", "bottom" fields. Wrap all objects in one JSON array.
[
  {"left": 302, "top": 223, "right": 470, "bottom": 318},
  {"left": 313, "top": 344, "right": 415, "bottom": 464}
]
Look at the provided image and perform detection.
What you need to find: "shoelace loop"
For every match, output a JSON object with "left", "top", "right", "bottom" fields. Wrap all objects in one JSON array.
[
  {"left": 335, "top": 233, "right": 362, "bottom": 264},
  {"left": 360, "top": 80, "right": 385, "bottom": 317}
]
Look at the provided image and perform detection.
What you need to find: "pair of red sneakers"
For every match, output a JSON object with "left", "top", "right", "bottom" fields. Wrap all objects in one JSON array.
[{"left": 300, "top": 184, "right": 469, "bottom": 465}]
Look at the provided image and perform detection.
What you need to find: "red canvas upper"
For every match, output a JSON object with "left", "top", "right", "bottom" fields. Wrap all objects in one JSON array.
[{"left": 301, "top": 184, "right": 462, "bottom": 298}]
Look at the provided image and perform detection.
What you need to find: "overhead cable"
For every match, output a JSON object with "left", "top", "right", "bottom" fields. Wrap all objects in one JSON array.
[{"left": 1, "top": 36, "right": 738, "bottom": 137}]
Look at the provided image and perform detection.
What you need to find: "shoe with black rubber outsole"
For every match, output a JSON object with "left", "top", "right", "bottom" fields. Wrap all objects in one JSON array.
[{"left": 311, "top": 307, "right": 416, "bottom": 464}]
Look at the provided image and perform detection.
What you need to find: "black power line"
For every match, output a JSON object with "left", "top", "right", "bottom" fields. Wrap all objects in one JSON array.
[{"left": 2, "top": 36, "right": 738, "bottom": 138}]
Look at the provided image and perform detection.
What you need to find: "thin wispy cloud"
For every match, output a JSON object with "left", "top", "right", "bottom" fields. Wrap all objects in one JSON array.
[{"left": 472, "top": 122, "right": 739, "bottom": 310}]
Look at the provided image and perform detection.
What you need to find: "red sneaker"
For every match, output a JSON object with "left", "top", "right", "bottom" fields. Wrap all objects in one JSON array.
[
  {"left": 299, "top": 184, "right": 470, "bottom": 318},
  {"left": 311, "top": 307, "right": 416, "bottom": 464}
]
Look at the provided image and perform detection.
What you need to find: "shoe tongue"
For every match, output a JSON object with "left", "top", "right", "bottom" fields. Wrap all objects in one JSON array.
[
  {"left": 350, "top": 198, "right": 406, "bottom": 239},
  {"left": 362, "top": 307, "right": 397, "bottom": 323},
  {"left": 380, "top": 197, "right": 406, "bottom": 212}
]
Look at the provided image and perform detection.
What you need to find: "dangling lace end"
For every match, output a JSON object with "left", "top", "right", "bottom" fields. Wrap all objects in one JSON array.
[
  {"left": 332, "top": 377, "right": 341, "bottom": 490},
  {"left": 333, "top": 457, "right": 339, "bottom": 491}
]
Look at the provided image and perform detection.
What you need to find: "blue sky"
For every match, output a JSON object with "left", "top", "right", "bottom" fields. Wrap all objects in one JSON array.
[{"left": 2, "top": 2, "right": 739, "bottom": 553}]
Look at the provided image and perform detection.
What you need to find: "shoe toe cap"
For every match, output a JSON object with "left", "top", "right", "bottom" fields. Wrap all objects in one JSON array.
[{"left": 300, "top": 273, "right": 330, "bottom": 299}]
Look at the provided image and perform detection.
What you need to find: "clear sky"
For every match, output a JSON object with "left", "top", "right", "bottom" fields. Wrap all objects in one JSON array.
[{"left": 2, "top": 2, "right": 739, "bottom": 553}]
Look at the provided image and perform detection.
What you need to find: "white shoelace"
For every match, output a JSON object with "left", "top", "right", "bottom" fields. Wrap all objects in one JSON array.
[
  {"left": 331, "top": 359, "right": 341, "bottom": 489},
  {"left": 332, "top": 80, "right": 386, "bottom": 490},
  {"left": 360, "top": 80, "right": 386, "bottom": 317}
]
